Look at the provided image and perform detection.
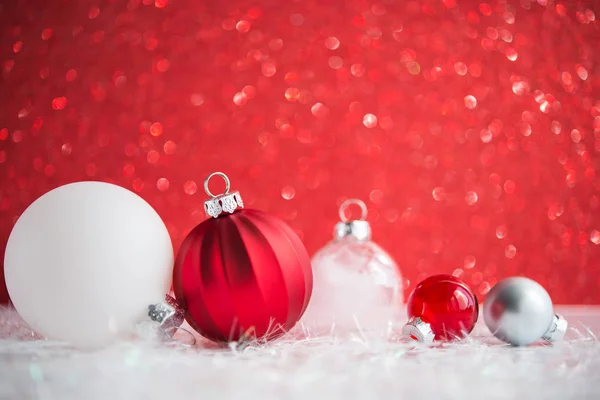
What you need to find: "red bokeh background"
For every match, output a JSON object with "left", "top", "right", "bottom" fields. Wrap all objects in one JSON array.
[{"left": 1, "top": 0, "right": 599, "bottom": 304}]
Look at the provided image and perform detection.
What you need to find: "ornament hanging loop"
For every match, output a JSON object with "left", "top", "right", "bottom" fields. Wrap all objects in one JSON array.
[
  {"left": 335, "top": 198, "right": 371, "bottom": 241},
  {"left": 339, "top": 198, "right": 368, "bottom": 222},
  {"left": 203, "top": 172, "right": 244, "bottom": 218},
  {"left": 204, "top": 172, "right": 231, "bottom": 198}
]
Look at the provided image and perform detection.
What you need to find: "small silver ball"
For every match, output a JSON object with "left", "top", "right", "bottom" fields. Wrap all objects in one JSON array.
[{"left": 483, "top": 277, "right": 554, "bottom": 346}]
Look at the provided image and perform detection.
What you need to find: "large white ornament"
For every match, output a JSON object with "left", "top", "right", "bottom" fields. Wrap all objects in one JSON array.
[
  {"left": 302, "top": 199, "right": 403, "bottom": 334},
  {"left": 4, "top": 182, "right": 173, "bottom": 346}
]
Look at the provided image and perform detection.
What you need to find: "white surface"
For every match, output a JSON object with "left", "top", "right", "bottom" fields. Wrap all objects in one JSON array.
[
  {"left": 4, "top": 182, "right": 173, "bottom": 346},
  {"left": 0, "top": 305, "right": 598, "bottom": 400}
]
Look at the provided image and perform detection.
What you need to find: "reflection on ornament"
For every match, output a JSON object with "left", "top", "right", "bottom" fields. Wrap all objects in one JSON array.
[
  {"left": 302, "top": 199, "right": 403, "bottom": 334},
  {"left": 483, "top": 277, "right": 568, "bottom": 346},
  {"left": 173, "top": 173, "right": 312, "bottom": 343},
  {"left": 403, "top": 274, "right": 478, "bottom": 343}
]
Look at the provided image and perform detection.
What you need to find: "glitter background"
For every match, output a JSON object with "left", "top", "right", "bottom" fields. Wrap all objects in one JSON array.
[{"left": 1, "top": 0, "right": 599, "bottom": 304}]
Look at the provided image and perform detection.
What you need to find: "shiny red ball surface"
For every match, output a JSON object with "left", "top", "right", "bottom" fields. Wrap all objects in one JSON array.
[
  {"left": 173, "top": 209, "right": 312, "bottom": 343},
  {"left": 407, "top": 274, "right": 479, "bottom": 341}
]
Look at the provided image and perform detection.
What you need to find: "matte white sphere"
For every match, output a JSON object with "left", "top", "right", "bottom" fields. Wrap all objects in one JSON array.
[
  {"left": 5, "top": 182, "right": 173, "bottom": 346},
  {"left": 483, "top": 277, "right": 554, "bottom": 346}
]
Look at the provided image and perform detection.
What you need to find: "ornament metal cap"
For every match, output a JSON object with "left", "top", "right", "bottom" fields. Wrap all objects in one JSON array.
[
  {"left": 203, "top": 172, "right": 244, "bottom": 218},
  {"left": 401, "top": 317, "right": 436, "bottom": 344},
  {"left": 148, "top": 295, "right": 185, "bottom": 330},
  {"left": 334, "top": 199, "right": 372, "bottom": 241},
  {"left": 542, "top": 314, "right": 568, "bottom": 343}
]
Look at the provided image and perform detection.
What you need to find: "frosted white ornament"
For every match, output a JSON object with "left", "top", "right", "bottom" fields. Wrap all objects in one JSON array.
[
  {"left": 4, "top": 182, "right": 173, "bottom": 346},
  {"left": 302, "top": 199, "right": 403, "bottom": 334}
]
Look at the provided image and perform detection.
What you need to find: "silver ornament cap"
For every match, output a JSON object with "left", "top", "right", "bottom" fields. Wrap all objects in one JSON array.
[
  {"left": 542, "top": 314, "right": 568, "bottom": 343},
  {"left": 483, "top": 277, "right": 556, "bottom": 346},
  {"left": 401, "top": 317, "right": 435, "bottom": 344},
  {"left": 148, "top": 295, "right": 185, "bottom": 331},
  {"left": 334, "top": 199, "right": 372, "bottom": 241},
  {"left": 203, "top": 172, "right": 244, "bottom": 218}
]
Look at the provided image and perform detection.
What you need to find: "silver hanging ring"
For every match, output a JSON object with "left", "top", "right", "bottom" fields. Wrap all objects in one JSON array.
[
  {"left": 204, "top": 172, "right": 231, "bottom": 198},
  {"left": 339, "top": 199, "right": 368, "bottom": 222}
]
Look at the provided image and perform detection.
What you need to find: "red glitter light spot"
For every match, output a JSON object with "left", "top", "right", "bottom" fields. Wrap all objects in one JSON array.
[
  {"left": 61, "top": 143, "right": 72, "bottom": 155},
  {"left": 281, "top": 185, "right": 296, "bottom": 200},
  {"left": 262, "top": 62, "right": 276, "bottom": 77},
  {"left": 13, "top": 41, "right": 23, "bottom": 53},
  {"left": 350, "top": 64, "right": 365, "bottom": 77},
  {"left": 163, "top": 140, "right": 177, "bottom": 154},
  {"left": 464, "top": 95, "right": 477, "bottom": 109},
  {"left": 85, "top": 163, "right": 97, "bottom": 177},
  {"left": 3, "top": 60, "right": 14, "bottom": 74},
  {"left": 325, "top": 37, "right": 340, "bottom": 50},
  {"left": 145, "top": 38, "right": 158, "bottom": 51},
  {"left": 132, "top": 178, "right": 144, "bottom": 193},
  {"left": 147, "top": 150, "right": 160, "bottom": 164},
  {"left": 242, "top": 85, "right": 256, "bottom": 99},
  {"left": 479, "top": 3, "right": 492, "bottom": 16},
  {"left": 311, "top": 103, "right": 329, "bottom": 117},
  {"left": 443, "top": 0, "right": 457, "bottom": 8},
  {"left": 504, "top": 180, "right": 516, "bottom": 194},
  {"left": 285, "top": 88, "right": 299, "bottom": 101},
  {"left": 44, "top": 164, "right": 55, "bottom": 177},
  {"left": 123, "top": 163, "right": 135, "bottom": 177},
  {"left": 66, "top": 69, "right": 77, "bottom": 81},
  {"left": 590, "top": 230, "right": 600, "bottom": 245},
  {"left": 150, "top": 122, "right": 163, "bottom": 137},
  {"left": 183, "top": 181, "right": 197, "bottom": 195},
  {"left": 88, "top": 6, "right": 100, "bottom": 19},
  {"left": 556, "top": 4, "right": 567, "bottom": 16},
  {"left": 505, "top": 245, "right": 517, "bottom": 259},
  {"left": 157, "top": 178, "right": 170, "bottom": 191},
  {"left": 328, "top": 56, "right": 343, "bottom": 69},
  {"left": 11, "top": 131, "right": 23, "bottom": 143},
  {"left": 233, "top": 92, "right": 246, "bottom": 105},
  {"left": 155, "top": 59, "right": 170, "bottom": 72},
  {"left": 236, "top": 20, "right": 251, "bottom": 33},
  {"left": 248, "top": 7, "right": 262, "bottom": 19},
  {"left": 363, "top": 113, "right": 378, "bottom": 128},
  {"left": 41, "top": 28, "right": 53, "bottom": 40},
  {"left": 465, "top": 191, "right": 478, "bottom": 205},
  {"left": 52, "top": 97, "right": 67, "bottom": 110}
]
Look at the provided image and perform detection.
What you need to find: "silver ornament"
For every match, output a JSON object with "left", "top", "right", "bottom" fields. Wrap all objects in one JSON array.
[{"left": 483, "top": 277, "right": 565, "bottom": 346}]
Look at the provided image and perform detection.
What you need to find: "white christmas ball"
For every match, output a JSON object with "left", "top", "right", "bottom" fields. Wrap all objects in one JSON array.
[
  {"left": 4, "top": 182, "right": 173, "bottom": 346},
  {"left": 483, "top": 277, "right": 554, "bottom": 346}
]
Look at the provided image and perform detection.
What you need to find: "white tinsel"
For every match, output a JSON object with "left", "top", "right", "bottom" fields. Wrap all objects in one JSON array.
[{"left": 0, "top": 306, "right": 598, "bottom": 400}]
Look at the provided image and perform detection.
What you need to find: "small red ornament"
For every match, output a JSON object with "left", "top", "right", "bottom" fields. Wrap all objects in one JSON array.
[
  {"left": 173, "top": 172, "right": 313, "bottom": 343},
  {"left": 402, "top": 274, "right": 478, "bottom": 343}
]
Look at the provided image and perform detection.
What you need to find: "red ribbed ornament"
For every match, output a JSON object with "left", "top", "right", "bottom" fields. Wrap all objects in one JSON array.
[{"left": 173, "top": 173, "right": 312, "bottom": 343}]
